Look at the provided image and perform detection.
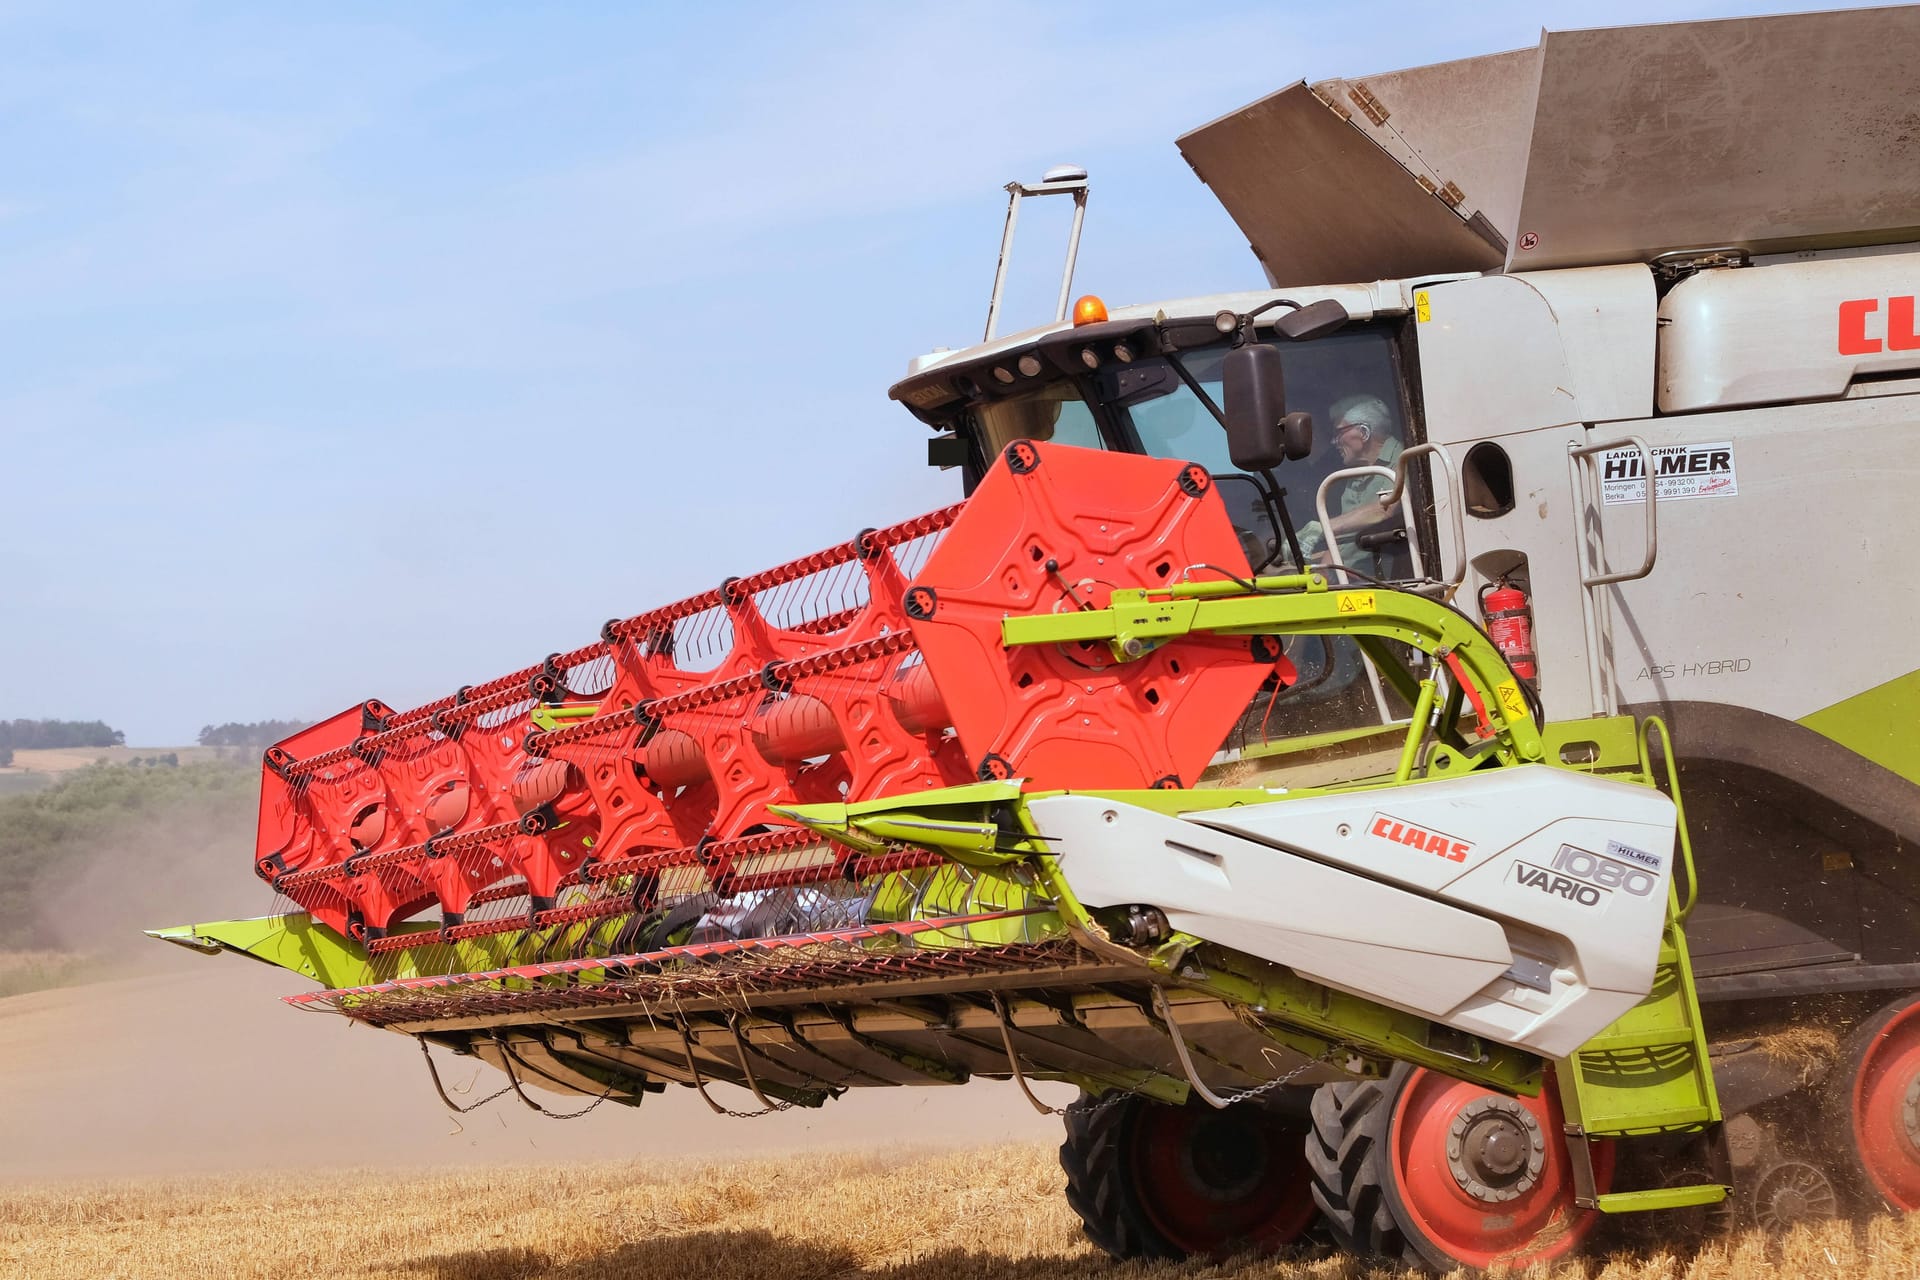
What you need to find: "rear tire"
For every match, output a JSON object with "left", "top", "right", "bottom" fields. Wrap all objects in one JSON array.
[
  {"left": 1823, "top": 991, "right": 1920, "bottom": 1212},
  {"left": 1308, "top": 1064, "right": 1609, "bottom": 1272},
  {"left": 1059, "top": 1090, "right": 1319, "bottom": 1260}
]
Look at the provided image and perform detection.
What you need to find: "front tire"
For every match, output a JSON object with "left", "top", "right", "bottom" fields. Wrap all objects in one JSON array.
[
  {"left": 1308, "top": 1064, "right": 1610, "bottom": 1272},
  {"left": 1059, "top": 1090, "right": 1319, "bottom": 1260}
]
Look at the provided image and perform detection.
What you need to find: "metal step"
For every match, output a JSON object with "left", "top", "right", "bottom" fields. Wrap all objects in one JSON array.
[
  {"left": 1563, "top": 932, "right": 1718, "bottom": 1137},
  {"left": 1561, "top": 722, "right": 1731, "bottom": 1214},
  {"left": 1596, "top": 1184, "right": 1728, "bottom": 1214}
]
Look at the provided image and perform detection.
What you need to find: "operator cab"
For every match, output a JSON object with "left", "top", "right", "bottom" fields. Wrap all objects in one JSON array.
[
  {"left": 890, "top": 290, "right": 1433, "bottom": 747},
  {"left": 892, "top": 294, "right": 1423, "bottom": 580}
]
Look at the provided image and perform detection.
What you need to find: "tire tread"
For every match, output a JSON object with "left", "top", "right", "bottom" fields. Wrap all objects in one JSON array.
[
  {"left": 1058, "top": 1093, "right": 1180, "bottom": 1260},
  {"left": 1306, "top": 1076, "right": 1412, "bottom": 1263}
]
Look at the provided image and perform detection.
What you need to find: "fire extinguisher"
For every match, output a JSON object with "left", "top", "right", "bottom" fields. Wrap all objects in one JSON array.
[{"left": 1479, "top": 576, "right": 1538, "bottom": 683}]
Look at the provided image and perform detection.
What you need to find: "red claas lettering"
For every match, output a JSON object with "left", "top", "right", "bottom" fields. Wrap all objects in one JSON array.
[
  {"left": 1370, "top": 814, "right": 1473, "bottom": 862},
  {"left": 1839, "top": 296, "right": 1920, "bottom": 355}
]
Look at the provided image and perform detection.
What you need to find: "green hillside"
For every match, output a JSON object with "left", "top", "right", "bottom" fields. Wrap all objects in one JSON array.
[{"left": 0, "top": 761, "right": 258, "bottom": 962}]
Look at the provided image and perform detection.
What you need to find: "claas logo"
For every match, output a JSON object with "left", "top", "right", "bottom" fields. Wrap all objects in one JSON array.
[
  {"left": 1370, "top": 813, "right": 1472, "bottom": 863},
  {"left": 1838, "top": 295, "right": 1919, "bottom": 355}
]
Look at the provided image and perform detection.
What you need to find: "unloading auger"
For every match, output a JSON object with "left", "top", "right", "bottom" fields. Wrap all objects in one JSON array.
[{"left": 156, "top": 440, "right": 1725, "bottom": 1266}]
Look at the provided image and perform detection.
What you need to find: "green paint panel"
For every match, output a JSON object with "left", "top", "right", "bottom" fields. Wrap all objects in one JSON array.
[
  {"left": 1596, "top": 1185, "right": 1727, "bottom": 1214},
  {"left": 1799, "top": 670, "right": 1920, "bottom": 784},
  {"left": 147, "top": 915, "right": 392, "bottom": 988}
]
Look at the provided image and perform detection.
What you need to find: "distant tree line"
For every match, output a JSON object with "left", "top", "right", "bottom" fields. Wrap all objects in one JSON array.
[
  {"left": 0, "top": 719, "right": 126, "bottom": 751},
  {"left": 197, "top": 720, "right": 311, "bottom": 749}
]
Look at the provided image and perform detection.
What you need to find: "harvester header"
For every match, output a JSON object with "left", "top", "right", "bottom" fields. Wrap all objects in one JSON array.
[
  {"left": 250, "top": 445, "right": 1297, "bottom": 948},
  {"left": 169, "top": 441, "right": 1717, "bottom": 1231}
]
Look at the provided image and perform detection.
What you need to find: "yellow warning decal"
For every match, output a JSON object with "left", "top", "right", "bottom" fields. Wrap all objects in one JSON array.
[
  {"left": 1414, "top": 290, "right": 1431, "bottom": 323},
  {"left": 1336, "top": 591, "right": 1377, "bottom": 615},
  {"left": 1495, "top": 680, "right": 1529, "bottom": 721}
]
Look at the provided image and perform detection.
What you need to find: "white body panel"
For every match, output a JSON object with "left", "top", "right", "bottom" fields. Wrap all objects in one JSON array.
[
  {"left": 1413, "top": 254, "right": 1920, "bottom": 728},
  {"left": 1034, "top": 766, "right": 1678, "bottom": 1059},
  {"left": 1039, "top": 794, "right": 1518, "bottom": 1019},
  {"left": 1659, "top": 250, "right": 1920, "bottom": 412},
  {"left": 1586, "top": 394, "right": 1920, "bottom": 722},
  {"left": 1417, "top": 268, "right": 1656, "bottom": 440}
]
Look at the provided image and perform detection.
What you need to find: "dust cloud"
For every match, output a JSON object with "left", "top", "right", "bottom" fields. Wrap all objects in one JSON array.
[
  {"left": 1, "top": 779, "right": 1070, "bottom": 1179},
  {"left": 30, "top": 779, "right": 269, "bottom": 964}
]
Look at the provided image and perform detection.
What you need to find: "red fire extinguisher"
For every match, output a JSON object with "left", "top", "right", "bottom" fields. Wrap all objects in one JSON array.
[{"left": 1480, "top": 577, "right": 1538, "bottom": 683}]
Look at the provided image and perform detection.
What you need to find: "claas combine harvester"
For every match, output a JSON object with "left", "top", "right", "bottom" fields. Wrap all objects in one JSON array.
[{"left": 158, "top": 11, "right": 1920, "bottom": 1271}]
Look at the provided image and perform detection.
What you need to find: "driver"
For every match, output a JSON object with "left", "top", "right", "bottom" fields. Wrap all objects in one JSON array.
[{"left": 1294, "top": 394, "right": 1403, "bottom": 571}]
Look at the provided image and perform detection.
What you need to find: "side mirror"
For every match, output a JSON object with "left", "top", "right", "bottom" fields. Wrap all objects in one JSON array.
[
  {"left": 1223, "top": 344, "right": 1290, "bottom": 471},
  {"left": 1280, "top": 410, "right": 1314, "bottom": 460},
  {"left": 1277, "top": 298, "right": 1349, "bottom": 340}
]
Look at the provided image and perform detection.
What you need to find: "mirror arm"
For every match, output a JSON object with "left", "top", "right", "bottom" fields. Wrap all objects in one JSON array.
[
  {"left": 1222, "top": 297, "right": 1303, "bottom": 347},
  {"left": 1243, "top": 297, "right": 1301, "bottom": 323},
  {"left": 1159, "top": 345, "right": 1227, "bottom": 428},
  {"left": 1263, "top": 471, "right": 1308, "bottom": 570}
]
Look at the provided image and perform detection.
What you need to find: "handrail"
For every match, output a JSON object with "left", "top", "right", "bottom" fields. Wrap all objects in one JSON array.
[
  {"left": 1313, "top": 460, "right": 1414, "bottom": 725},
  {"left": 1569, "top": 435, "right": 1659, "bottom": 587},
  {"left": 1378, "top": 442, "right": 1469, "bottom": 599},
  {"left": 1314, "top": 465, "right": 1421, "bottom": 576},
  {"left": 1568, "top": 434, "right": 1662, "bottom": 717},
  {"left": 1638, "top": 716, "right": 1699, "bottom": 923},
  {"left": 1314, "top": 442, "right": 1465, "bottom": 726},
  {"left": 1314, "top": 441, "right": 1467, "bottom": 598}
]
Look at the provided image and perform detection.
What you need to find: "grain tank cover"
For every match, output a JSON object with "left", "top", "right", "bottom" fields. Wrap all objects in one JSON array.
[{"left": 1179, "top": 8, "right": 1920, "bottom": 286}]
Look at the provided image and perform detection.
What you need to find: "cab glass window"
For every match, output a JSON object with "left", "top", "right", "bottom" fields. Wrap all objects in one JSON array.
[
  {"left": 1101, "top": 326, "right": 1418, "bottom": 746},
  {"left": 972, "top": 382, "right": 1104, "bottom": 456}
]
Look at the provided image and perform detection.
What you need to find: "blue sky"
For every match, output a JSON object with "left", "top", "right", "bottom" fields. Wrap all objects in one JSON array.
[{"left": 0, "top": 1, "right": 1863, "bottom": 745}]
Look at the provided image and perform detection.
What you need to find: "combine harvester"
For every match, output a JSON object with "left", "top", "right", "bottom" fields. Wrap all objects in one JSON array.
[{"left": 157, "top": 9, "right": 1920, "bottom": 1270}]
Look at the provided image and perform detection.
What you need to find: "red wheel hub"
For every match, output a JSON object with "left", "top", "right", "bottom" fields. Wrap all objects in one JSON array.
[
  {"left": 1125, "top": 1103, "right": 1317, "bottom": 1255},
  {"left": 1388, "top": 1069, "right": 1611, "bottom": 1269},
  {"left": 1850, "top": 999, "right": 1920, "bottom": 1209}
]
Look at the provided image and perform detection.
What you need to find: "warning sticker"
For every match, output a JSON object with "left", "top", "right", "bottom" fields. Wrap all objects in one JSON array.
[
  {"left": 1414, "top": 291, "right": 1431, "bottom": 323},
  {"left": 1336, "top": 591, "right": 1377, "bottom": 615},
  {"left": 1495, "top": 680, "right": 1529, "bottom": 722},
  {"left": 1600, "top": 441, "right": 1737, "bottom": 505}
]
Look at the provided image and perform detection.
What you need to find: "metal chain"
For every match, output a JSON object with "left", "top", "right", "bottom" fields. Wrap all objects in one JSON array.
[
  {"left": 494, "top": 1034, "right": 618, "bottom": 1120},
  {"left": 419, "top": 1038, "right": 516, "bottom": 1114},
  {"left": 990, "top": 990, "right": 1339, "bottom": 1118},
  {"left": 1196, "top": 1049, "right": 1340, "bottom": 1109},
  {"left": 690, "top": 1086, "right": 799, "bottom": 1119},
  {"left": 1065, "top": 1047, "right": 1337, "bottom": 1121},
  {"left": 679, "top": 1020, "right": 803, "bottom": 1118}
]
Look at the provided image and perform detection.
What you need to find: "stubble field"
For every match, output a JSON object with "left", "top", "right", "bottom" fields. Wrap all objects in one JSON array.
[{"left": 6, "top": 1143, "right": 1920, "bottom": 1280}]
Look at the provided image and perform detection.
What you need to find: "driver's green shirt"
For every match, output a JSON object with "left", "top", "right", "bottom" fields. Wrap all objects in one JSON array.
[{"left": 1298, "top": 436, "right": 1403, "bottom": 567}]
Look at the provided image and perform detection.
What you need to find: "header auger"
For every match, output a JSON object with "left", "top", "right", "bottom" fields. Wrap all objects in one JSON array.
[{"left": 164, "top": 440, "right": 1727, "bottom": 1268}]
